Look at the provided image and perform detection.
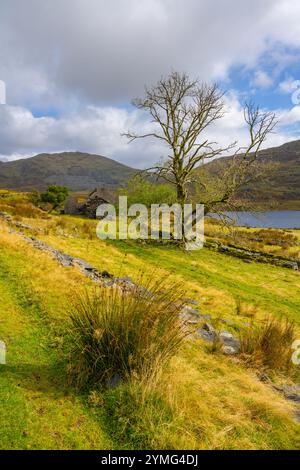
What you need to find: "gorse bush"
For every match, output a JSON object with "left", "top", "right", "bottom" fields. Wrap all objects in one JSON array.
[
  {"left": 68, "top": 280, "right": 186, "bottom": 388},
  {"left": 239, "top": 317, "right": 295, "bottom": 371}
]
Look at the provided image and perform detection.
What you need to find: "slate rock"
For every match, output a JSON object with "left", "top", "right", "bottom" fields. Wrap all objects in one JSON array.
[
  {"left": 182, "top": 298, "right": 199, "bottom": 306},
  {"left": 219, "top": 330, "right": 240, "bottom": 354},
  {"left": 181, "top": 306, "right": 200, "bottom": 316},
  {"left": 222, "top": 346, "right": 237, "bottom": 355},
  {"left": 101, "top": 270, "right": 114, "bottom": 278},
  {"left": 275, "top": 384, "right": 300, "bottom": 402},
  {"left": 198, "top": 314, "right": 212, "bottom": 321},
  {"left": 196, "top": 328, "right": 216, "bottom": 342},
  {"left": 72, "top": 258, "right": 94, "bottom": 271},
  {"left": 202, "top": 322, "right": 215, "bottom": 334},
  {"left": 257, "top": 372, "right": 271, "bottom": 383}
]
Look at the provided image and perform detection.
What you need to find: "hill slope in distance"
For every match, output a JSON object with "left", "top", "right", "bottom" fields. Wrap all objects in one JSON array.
[
  {"left": 205, "top": 139, "right": 300, "bottom": 209},
  {"left": 0, "top": 152, "right": 136, "bottom": 191}
]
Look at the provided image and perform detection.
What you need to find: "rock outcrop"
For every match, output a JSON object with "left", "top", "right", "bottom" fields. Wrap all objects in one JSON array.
[{"left": 205, "top": 240, "right": 299, "bottom": 270}]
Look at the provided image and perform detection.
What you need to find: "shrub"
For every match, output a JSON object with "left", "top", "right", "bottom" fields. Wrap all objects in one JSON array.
[
  {"left": 39, "top": 185, "right": 69, "bottom": 212},
  {"left": 119, "top": 175, "right": 177, "bottom": 207},
  {"left": 239, "top": 317, "right": 295, "bottom": 371},
  {"left": 68, "top": 280, "right": 186, "bottom": 388}
]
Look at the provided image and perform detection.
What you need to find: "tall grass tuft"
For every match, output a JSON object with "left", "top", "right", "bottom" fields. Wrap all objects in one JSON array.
[
  {"left": 239, "top": 317, "right": 295, "bottom": 371},
  {"left": 68, "top": 280, "right": 187, "bottom": 388}
]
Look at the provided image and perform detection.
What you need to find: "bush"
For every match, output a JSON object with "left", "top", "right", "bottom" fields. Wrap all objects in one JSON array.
[
  {"left": 239, "top": 317, "right": 295, "bottom": 371},
  {"left": 119, "top": 175, "right": 177, "bottom": 207},
  {"left": 68, "top": 280, "right": 186, "bottom": 388},
  {"left": 39, "top": 185, "right": 69, "bottom": 212}
]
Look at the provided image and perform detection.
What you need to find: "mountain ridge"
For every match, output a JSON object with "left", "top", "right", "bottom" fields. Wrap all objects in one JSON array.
[
  {"left": 0, "top": 151, "right": 136, "bottom": 191},
  {"left": 204, "top": 138, "right": 300, "bottom": 208},
  {"left": 0, "top": 140, "right": 299, "bottom": 208}
]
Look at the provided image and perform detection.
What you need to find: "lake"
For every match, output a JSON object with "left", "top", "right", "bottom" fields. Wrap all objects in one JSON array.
[{"left": 208, "top": 211, "right": 300, "bottom": 229}]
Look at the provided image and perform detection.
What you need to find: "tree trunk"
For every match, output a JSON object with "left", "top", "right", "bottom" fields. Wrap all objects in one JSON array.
[
  {"left": 176, "top": 184, "right": 186, "bottom": 207},
  {"left": 176, "top": 183, "right": 187, "bottom": 245}
]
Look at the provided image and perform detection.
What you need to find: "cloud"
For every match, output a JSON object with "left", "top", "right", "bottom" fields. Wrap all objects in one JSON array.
[
  {"left": 278, "top": 105, "right": 300, "bottom": 125},
  {"left": 0, "top": 0, "right": 300, "bottom": 162},
  {"left": 279, "top": 76, "right": 297, "bottom": 93},
  {"left": 0, "top": 93, "right": 298, "bottom": 168},
  {"left": 1, "top": 0, "right": 300, "bottom": 108},
  {"left": 251, "top": 71, "right": 273, "bottom": 89},
  {"left": 0, "top": 81, "right": 6, "bottom": 105},
  {"left": 0, "top": 103, "right": 166, "bottom": 168}
]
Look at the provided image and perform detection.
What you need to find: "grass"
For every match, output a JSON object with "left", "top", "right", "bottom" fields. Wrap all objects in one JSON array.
[
  {"left": 239, "top": 317, "right": 296, "bottom": 372},
  {"left": 0, "top": 216, "right": 300, "bottom": 449},
  {"left": 0, "top": 190, "right": 48, "bottom": 219},
  {"left": 68, "top": 282, "right": 186, "bottom": 388},
  {"left": 0, "top": 225, "right": 111, "bottom": 449},
  {"left": 205, "top": 220, "right": 300, "bottom": 260},
  {"left": 36, "top": 215, "right": 300, "bottom": 326}
]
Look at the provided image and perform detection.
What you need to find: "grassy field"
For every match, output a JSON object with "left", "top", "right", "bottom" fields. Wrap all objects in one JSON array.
[{"left": 1, "top": 212, "right": 300, "bottom": 449}]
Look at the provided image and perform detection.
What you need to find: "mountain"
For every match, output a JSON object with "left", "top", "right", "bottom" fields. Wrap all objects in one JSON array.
[
  {"left": 205, "top": 139, "right": 300, "bottom": 208},
  {"left": 1, "top": 141, "right": 299, "bottom": 206},
  {"left": 0, "top": 152, "right": 136, "bottom": 191}
]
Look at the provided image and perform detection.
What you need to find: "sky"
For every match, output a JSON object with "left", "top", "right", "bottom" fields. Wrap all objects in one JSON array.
[{"left": 0, "top": 0, "right": 300, "bottom": 168}]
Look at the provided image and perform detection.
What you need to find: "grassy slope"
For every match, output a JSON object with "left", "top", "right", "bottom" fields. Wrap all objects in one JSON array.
[
  {"left": 0, "top": 226, "right": 112, "bottom": 449},
  {"left": 40, "top": 217, "right": 300, "bottom": 325},
  {"left": 0, "top": 217, "right": 300, "bottom": 449}
]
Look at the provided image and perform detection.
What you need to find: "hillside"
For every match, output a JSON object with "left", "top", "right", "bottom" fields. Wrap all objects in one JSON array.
[
  {"left": 205, "top": 139, "right": 300, "bottom": 208},
  {"left": 0, "top": 140, "right": 299, "bottom": 206},
  {"left": 0, "top": 152, "right": 136, "bottom": 191},
  {"left": 0, "top": 209, "right": 300, "bottom": 449}
]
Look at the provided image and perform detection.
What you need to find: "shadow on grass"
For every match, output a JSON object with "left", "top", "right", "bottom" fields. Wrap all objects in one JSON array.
[
  {"left": 1, "top": 362, "right": 70, "bottom": 397},
  {"left": 96, "top": 382, "right": 182, "bottom": 450}
]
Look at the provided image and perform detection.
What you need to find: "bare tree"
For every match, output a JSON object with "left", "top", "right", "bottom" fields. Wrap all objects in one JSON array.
[
  {"left": 193, "top": 102, "right": 278, "bottom": 214},
  {"left": 123, "top": 72, "right": 277, "bottom": 212}
]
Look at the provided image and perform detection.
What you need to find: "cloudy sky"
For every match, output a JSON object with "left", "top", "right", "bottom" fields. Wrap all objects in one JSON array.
[{"left": 0, "top": 0, "right": 300, "bottom": 168}]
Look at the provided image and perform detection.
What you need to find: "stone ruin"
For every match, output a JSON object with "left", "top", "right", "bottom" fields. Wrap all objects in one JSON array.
[{"left": 64, "top": 188, "right": 117, "bottom": 219}]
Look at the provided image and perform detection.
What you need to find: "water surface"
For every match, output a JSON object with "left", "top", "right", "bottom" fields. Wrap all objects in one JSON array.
[{"left": 209, "top": 211, "right": 300, "bottom": 229}]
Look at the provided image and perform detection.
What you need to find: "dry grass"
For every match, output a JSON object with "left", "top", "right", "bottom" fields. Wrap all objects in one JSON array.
[
  {"left": 1, "top": 217, "right": 300, "bottom": 449},
  {"left": 0, "top": 223, "right": 299, "bottom": 449},
  {"left": 205, "top": 220, "right": 300, "bottom": 260},
  {"left": 103, "top": 347, "right": 299, "bottom": 449},
  {"left": 0, "top": 191, "right": 49, "bottom": 219},
  {"left": 68, "top": 281, "right": 187, "bottom": 388},
  {"left": 239, "top": 317, "right": 296, "bottom": 371}
]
